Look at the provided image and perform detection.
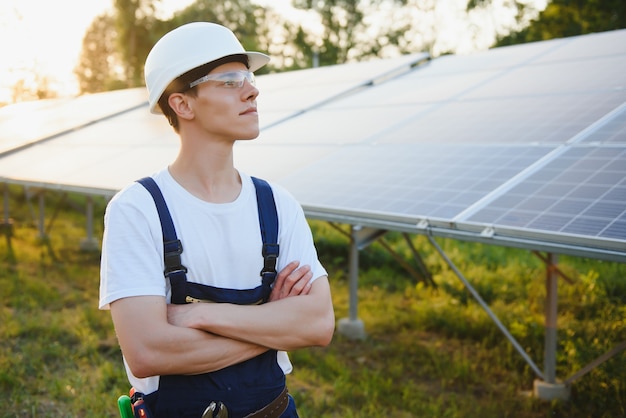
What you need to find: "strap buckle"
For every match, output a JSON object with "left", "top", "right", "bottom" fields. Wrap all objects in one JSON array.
[
  {"left": 260, "top": 243, "right": 279, "bottom": 275},
  {"left": 164, "top": 239, "right": 187, "bottom": 275}
]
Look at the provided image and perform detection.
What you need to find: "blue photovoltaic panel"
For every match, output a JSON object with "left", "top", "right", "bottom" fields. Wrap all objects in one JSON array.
[
  {"left": 278, "top": 144, "right": 553, "bottom": 220},
  {"left": 463, "top": 146, "right": 626, "bottom": 245},
  {"left": 256, "top": 53, "right": 428, "bottom": 127},
  {"left": 373, "top": 91, "right": 624, "bottom": 145},
  {"left": 455, "top": 97, "right": 626, "bottom": 251},
  {"left": 266, "top": 30, "right": 625, "bottom": 259},
  {"left": 580, "top": 104, "right": 626, "bottom": 144}
]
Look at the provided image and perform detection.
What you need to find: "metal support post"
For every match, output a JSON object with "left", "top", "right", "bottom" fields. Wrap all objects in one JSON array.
[
  {"left": 2, "top": 183, "right": 13, "bottom": 237},
  {"left": 534, "top": 253, "right": 570, "bottom": 400},
  {"left": 545, "top": 252, "right": 558, "bottom": 384},
  {"left": 38, "top": 192, "right": 46, "bottom": 240},
  {"left": 337, "top": 225, "right": 366, "bottom": 340},
  {"left": 2, "top": 183, "right": 8, "bottom": 222},
  {"left": 427, "top": 235, "right": 545, "bottom": 379},
  {"left": 80, "top": 196, "right": 99, "bottom": 251},
  {"left": 349, "top": 225, "right": 359, "bottom": 321}
]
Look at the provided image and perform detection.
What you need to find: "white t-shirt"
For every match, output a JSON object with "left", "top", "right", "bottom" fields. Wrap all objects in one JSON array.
[{"left": 99, "top": 168, "right": 327, "bottom": 394}]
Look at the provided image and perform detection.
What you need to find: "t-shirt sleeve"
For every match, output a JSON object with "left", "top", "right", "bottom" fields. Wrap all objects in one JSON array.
[
  {"left": 272, "top": 183, "right": 327, "bottom": 283},
  {"left": 99, "top": 184, "right": 168, "bottom": 310}
]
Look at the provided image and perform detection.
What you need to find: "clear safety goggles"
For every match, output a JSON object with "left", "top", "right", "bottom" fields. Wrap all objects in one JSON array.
[{"left": 189, "top": 70, "right": 256, "bottom": 89}]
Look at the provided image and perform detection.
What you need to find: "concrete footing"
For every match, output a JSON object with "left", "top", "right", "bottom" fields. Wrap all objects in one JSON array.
[
  {"left": 1, "top": 219, "right": 14, "bottom": 236},
  {"left": 533, "top": 379, "right": 570, "bottom": 401},
  {"left": 337, "top": 318, "right": 366, "bottom": 340},
  {"left": 79, "top": 237, "right": 100, "bottom": 251}
]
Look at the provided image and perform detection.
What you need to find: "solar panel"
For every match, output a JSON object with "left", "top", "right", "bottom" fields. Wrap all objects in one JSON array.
[
  {"left": 0, "top": 55, "right": 427, "bottom": 194},
  {"left": 459, "top": 145, "right": 626, "bottom": 247},
  {"left": 256, "top": 53, "right": 428, "bottom": 128},
  {"left": 0, "top": 88, "right": 147, "bottom": 156},
  {"left": 264, "top": 31, "right": 625, "bottom": 261},
  {"left": 276, "top": 144, "right": 554, "bottom": 220},
  {"left": 373, "top": 93, "right": 622, "bottom": 145},
  {"left": 0, "top": 30, "right": 624, "bottom": 262},
  {"left": 580, "top": 103, "right": 626, "bottom": 144}
]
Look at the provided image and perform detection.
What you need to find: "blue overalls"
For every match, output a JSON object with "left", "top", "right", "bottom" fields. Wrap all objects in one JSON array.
[{"left": 136, "top": 176, "right": 299, "bottom": 418}]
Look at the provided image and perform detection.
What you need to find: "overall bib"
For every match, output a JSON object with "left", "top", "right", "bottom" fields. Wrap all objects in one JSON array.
[{"left": 136, "top": 177, "right": 298, "bottom": 418}]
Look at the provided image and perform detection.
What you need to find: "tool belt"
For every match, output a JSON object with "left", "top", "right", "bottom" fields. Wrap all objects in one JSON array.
[{"left": 201, "top": 387, "right": 289, "bottom": 418}]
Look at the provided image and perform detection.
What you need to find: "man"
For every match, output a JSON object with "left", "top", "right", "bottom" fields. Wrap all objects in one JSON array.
[{"left": 99, "top": 22, "right": 335, "bottom": 417}]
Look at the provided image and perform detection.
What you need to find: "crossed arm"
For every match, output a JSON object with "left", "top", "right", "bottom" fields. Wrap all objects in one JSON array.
[{"left": 110, "top": 261, "right": 335, "bottom": 378}]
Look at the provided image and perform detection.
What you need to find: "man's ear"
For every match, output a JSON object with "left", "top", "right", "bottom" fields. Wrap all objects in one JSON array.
[{"left": 168, "top": 93, "right": 194, "bottom": 121}]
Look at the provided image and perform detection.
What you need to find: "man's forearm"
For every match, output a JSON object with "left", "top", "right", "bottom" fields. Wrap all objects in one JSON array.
[
  {"left": 170, "top": 277, "right": 335, "bottom": 351},
  {"left": 134, "top": 327, "right": 269, "bottom": 377},
  {"left": 111, "top": 296, "right": 268, "bottom": 378}
]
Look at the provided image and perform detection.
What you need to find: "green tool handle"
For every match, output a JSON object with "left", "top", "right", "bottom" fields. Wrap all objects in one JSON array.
[{"left": 118, "top": 395, "right": 134, "bottom": 418}]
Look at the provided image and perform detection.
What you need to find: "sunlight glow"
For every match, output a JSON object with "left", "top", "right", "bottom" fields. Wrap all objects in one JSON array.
[
  {"left": 0, "top": 0, "right": 548, "bottom": 104},
  {"left": 0, "top": 0, "right": 194, "bottom": 103}
]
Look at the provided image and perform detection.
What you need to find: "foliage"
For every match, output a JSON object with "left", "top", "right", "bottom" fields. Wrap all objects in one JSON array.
[
  {"left": 75, "top": 0, "right": 274, "bottom": 94},
  {"left": 113, "top": 0, "right": 160, "bottom": 88},
  {"left": 35, "top": 0, "right": 626, "bottom": 98},
  {"left": 74, "top": 13, "right": 128, "bottom": 94},
  {"left": 293, "top": 0, "right": 367, "bottom": 65},
  {"left": 172, "top": 0, "right": 260, "bottom": 45},
  {"left": 74, "top": 0, "right": 553, "bottom": 94},
  {"left": 496, "top": 0, "right": 626, "bottom": 46},
  {"left": 1, "top": 186, "right": 624, "bottom": 417},
  {"left": 75, "top": 1, "right": 165, "bottom": 95}
]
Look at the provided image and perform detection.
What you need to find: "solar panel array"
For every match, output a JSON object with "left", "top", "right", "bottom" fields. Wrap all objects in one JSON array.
[
  {"left": 0, "top": 30, "right": 624, "bottom": 261},
  {"left": 249, "top": 30, "right": 626, "bottom": 261}
]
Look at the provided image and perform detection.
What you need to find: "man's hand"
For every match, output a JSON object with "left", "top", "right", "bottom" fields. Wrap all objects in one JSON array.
[
  {"left": 164, "top": 273, "right": 334, "bottom": 351},
  {"left": 269, "top": 261, "right": 313, "bottom": 302},
  {"left": 167, "top": 261, "right": 313, "bottom": 328}
]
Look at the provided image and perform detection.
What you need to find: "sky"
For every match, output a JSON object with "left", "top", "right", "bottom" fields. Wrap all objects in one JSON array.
[
  {"left": 0, "top": 1, "right": 107, "bottom": 102},
  {"left": 0, "top": 0, "right": 546, "bottom": 104},
  {"left": 0, "top": 0, "right": 199, "bottom": 103},
  {"left": 0, "top": 0, "right": 309, "bottom": 103}
]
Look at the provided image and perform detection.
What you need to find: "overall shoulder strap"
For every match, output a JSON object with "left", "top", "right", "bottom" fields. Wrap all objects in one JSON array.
[
  {"left": 136, "top": 177, "right": 188, "bottom": 304},
  {"left": 251, "top": 177, "right": 279, "bottom": 287}
]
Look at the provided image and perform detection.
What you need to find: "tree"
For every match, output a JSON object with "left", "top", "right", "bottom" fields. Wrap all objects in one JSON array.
[
  {"left": 113, "top": 0, "right": 159, "bottom": 88},
  {"left": 496, "top": 0, "right": 626, "bottom": 46},
  {"left": 252, "top": 7, "right": 305, "bottom": 71},
  {"left": 287, "top": 0, "right": 548, "bottom": 67},
  {"left": 291, "top": 0, "right": 419, "bottom": 66},
  {"left": 10, "top": 71, "right": 57, "bottom": 102},
  {"left": 75, "top": 13, "right": 127, "bottom": 94},
  {"left": 75, "top": 0, "right": 273, "bottom": 93}
]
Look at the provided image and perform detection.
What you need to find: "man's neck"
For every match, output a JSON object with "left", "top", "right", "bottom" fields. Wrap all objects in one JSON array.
[{"left": 169, "top": 134, "right": 241, "bottom": 203}]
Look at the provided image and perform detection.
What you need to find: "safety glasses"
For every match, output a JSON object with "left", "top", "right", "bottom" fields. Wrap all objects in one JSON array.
[{"left": 188, "top": 70, "right": 256, "bottom": 89}]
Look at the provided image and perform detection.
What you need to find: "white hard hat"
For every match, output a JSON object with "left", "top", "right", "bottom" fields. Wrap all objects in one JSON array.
[{"left": 144, "top": 22, "right": 270, "bottom": 114}]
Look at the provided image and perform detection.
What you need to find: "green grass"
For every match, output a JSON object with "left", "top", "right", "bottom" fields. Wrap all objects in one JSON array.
[{"left": 1, "top": 187, "right": 624, "bottom": 417}]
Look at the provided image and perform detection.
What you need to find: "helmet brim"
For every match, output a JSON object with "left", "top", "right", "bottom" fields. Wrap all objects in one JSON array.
[{"left": 246, "top": 51, "right": 270, "bottom": 73}]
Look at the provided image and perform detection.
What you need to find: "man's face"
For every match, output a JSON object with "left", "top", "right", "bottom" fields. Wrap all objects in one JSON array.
[{"left": 188, "top": 61, "right": 260, "bottom": 142}]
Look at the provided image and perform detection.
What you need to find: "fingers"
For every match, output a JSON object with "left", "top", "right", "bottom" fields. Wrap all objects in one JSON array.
[
  {"left": 285, "top": 265, "right": 313, "bottom": 296},
  {"left": 272, "top": 260, "right": 299, "bottom": 296},
  {"left": 269, "top": 261, "right": 313, "bottom": 302}
]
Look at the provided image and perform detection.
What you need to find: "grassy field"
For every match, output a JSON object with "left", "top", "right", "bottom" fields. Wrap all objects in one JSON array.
[{"left": 0, "top": 187, "right": 624, "bottom": 417}]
